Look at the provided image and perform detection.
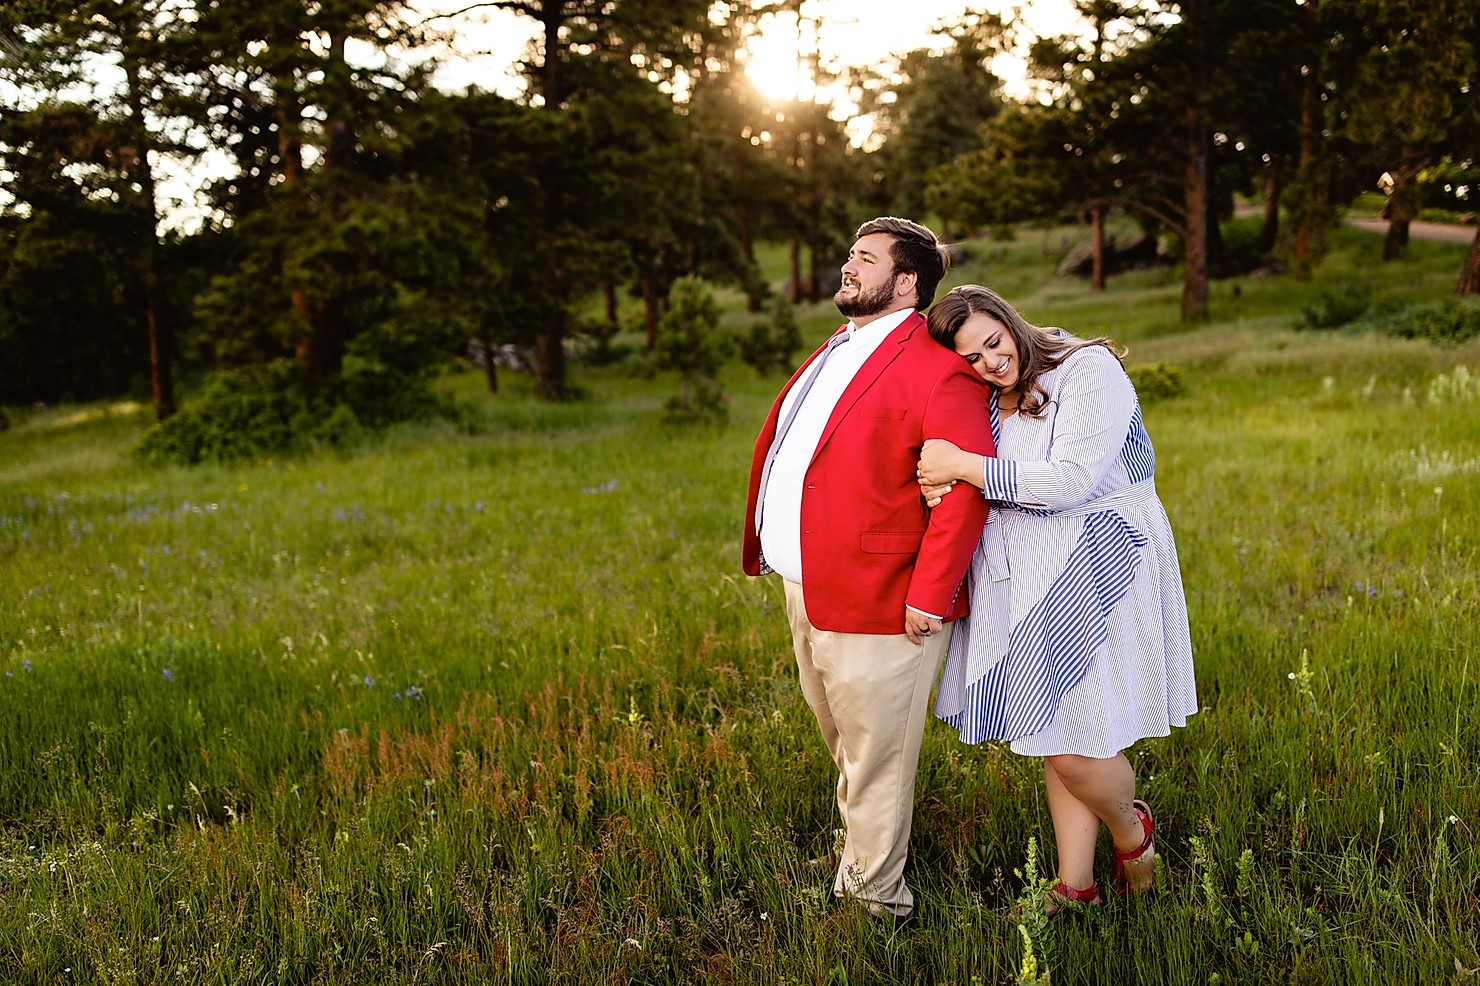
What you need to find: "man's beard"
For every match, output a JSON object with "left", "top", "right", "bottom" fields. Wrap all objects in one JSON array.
[{"left": 834, "top": 276, "right": 897, "bottom": 319}]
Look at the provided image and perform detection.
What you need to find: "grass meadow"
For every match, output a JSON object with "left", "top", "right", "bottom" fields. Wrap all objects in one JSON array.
[{"left": 1, "top": 220, "right": 1477, "bottom": 985}]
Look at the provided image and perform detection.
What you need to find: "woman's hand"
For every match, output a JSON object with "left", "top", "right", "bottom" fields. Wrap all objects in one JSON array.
[
  {"left": 918, "top": 438, "right": 968, "bottom": 487},
  {"left": 919, "top": 438, "right": 985, "bottom": 507}
]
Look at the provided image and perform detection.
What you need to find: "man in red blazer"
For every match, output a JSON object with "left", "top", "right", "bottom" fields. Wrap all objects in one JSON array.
[{"left": 743, "top": 217, "right": 994, "bottom": 926}]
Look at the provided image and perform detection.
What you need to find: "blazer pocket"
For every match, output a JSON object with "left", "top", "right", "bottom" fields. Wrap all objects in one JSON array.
[
  {"left": 860, "top": 530, "right": 923, "bottom": 554},
  {"left": 858, "top": 406, "right": 908, "bottom": 420}
]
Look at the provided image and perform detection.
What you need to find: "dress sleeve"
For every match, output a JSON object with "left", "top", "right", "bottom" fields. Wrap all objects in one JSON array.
[{"left": 980, "top": 347, "right": 1135, "bottom": 510}]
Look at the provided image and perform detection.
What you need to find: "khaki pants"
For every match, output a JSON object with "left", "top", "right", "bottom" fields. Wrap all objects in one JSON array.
[{"left": 784, "top": 580, "right": 952, "bottom": 919}]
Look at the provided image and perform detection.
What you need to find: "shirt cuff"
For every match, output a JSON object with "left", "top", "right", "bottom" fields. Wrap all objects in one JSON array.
[
  {"left": 981, "top": 457, "right": 1017, "bottom": 501},
  {"left": 906, "top": 604, "right": 944, "bottom": 620}
]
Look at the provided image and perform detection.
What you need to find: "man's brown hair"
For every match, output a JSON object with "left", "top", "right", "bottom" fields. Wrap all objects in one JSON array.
[{"left": 854, "top": 217, "right": 951, "bottom": 309}]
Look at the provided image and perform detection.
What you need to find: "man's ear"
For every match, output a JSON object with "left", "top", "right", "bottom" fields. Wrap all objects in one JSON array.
[{"left": 894, "top": 270, "right": 917, "bottom": 304}]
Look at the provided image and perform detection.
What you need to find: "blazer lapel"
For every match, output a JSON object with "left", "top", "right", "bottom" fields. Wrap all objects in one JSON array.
[{"left": 811, "top": 311, "right": 921, "bottom": 460}]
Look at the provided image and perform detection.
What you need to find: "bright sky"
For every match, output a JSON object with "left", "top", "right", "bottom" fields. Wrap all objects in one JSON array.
[
  {"left": 742, "top": 0, "right": 1085, "bottom": 102},
  {"left": 423, "top": 0, "right": 1087, "bottom": 105}
]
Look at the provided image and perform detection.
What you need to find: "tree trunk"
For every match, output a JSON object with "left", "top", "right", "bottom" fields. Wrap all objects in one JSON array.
[
  {"left": 121, "top": 41, "right": 173, "bottom": 421},
  {"left": 318, "top": 299, "right": 344, "bottom": 380},
  {"left": 275, "top": 83, "right": 319, "bottom": 381},
  {"left": 739, "top": 208, "right": 761, "bottom": 313},
  {"left": 739, "top": 208, "right": 755, "bottom": 263},
  {"left": 145, "top": 298, "right": 172, "bottom": 420},
  {"left": 1382, "top": 218, "right": 1410, "bottom": 260},
  {"left": 540, "top": 3, "right": 564, "bottom": 109},
  {"left": 276, "top": 89, "right": 303, "bottom": 185},
  {"left": 293, "top": 298, "right": 328, "bottom": 387},
  {"left": 787, "top": 237, "right": 801, "bottom": 304},
  {"left": 291, "top": 294, "right": 344, "bottom": 387},
  {"left": 324, "top": 29, "right": 355, "bottom": 170},
  {"left": 1206, "top": 191, "right": 1225, "bottom": 271},
  {"left": 531, "top": 0, "right": 569, "bottom": 399},
  {"left": 1259, "top": 153, "right": 1281, "bottom": 253},
  {"left": 807, "top": 196, "right": 823, "bottom": 303},
  {"left": 302, "top": 28, "right": 353, "bottom": 383},
  {"left": 1182, "top": 149, "right": 1210, "bottom": 322},
  {"left": 745, "top": 280, "right": 763, "bottom": 313},
  {"left": 806, "top": 241, "right": 820, "bottom": 304},
  {"left": 535, "top": 315, "right": 567, "bottom": 400},
  {"left": 1180, "top": 0, "right": 1209, "bottom": 323},
  {"left": 482, "top": 332, "right": 499, "bottom": 393},
  {"left": 1382, "top": 145, "right": 1423, "bottom": 261},
  {"left": 642, "top": 272, "right": 659, "bottom": 351},
  {"left": 1294, "top": 0, "right": 1320, "bottom": 282},
  {"left": 1459, "top": 228, "right": 1480, "bottom": 297},
  {"left": 1090, "top": 205, "right": 1106, "bottom": 292},
  {"left": 603, "top": 280, "right": 618, "bottom": 326}
]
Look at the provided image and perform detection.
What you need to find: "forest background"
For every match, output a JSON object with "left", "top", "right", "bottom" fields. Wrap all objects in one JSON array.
[
  {"left": 2, "top": 0, "right": 1479, "bottom": 434},
  {"left": 1, "top": 1, "right": 1479, "bottom": 983}
]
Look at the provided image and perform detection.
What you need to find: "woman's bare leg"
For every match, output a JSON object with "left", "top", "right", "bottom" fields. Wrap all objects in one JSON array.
[
  {"left": 1042, "top": 758, "right": 1102, "bottom": 890},
  {"left": 1043, "top": 753, "right": 1148, "bottom": 890}
]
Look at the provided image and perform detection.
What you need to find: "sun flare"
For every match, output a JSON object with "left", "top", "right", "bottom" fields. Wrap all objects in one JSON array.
[{"left": 742, "top": 27, "right": 808, "bottom": 103}]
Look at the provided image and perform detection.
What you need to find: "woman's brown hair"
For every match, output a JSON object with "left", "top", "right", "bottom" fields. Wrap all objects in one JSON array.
[{"left": 926, "top": 284, "right": 1124, "bottom": 418}]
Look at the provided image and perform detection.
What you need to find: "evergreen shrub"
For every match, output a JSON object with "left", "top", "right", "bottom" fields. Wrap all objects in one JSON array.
[
  {"left": 739, "top": 295, "right": 803, "bottom": 377},
  {"left": 1213, "top": 217, "right": 1272, "bottom": 277},
  {"left": 1389, "top": 300, "right": 1480, "bottom": 345},
  {"left": 655, "top": 276, "right": 732, "bottom": 424},
  {"left": 136, "top": 358, "right": 443, "bottom": 465},
  {"left": 1127, "top": 362, "right": 1185, "bottom": 402},
  {"left": 1301, "top": 282, "right": 1371, "bottom": 329},
  {"left": 574, "top": 313, "right": 636, "bottom": 367}
]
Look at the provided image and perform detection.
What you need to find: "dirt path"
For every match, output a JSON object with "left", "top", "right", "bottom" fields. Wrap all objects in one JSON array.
[{"left": 1347, "top": 217, "right": 1478, "bottom": 245}]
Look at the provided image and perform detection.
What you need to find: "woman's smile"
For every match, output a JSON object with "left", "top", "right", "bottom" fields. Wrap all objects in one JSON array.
[{"left": 954, "top": 312, "right": 1021, "bottom": 390}]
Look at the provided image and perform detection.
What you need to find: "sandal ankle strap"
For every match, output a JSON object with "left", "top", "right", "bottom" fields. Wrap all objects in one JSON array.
[
  {"left": 1052, "top": 880, "right": 1103, "bottom": 905},
  {"left": 1115, "top": 800, "right": 1155, "bottom": 863}
]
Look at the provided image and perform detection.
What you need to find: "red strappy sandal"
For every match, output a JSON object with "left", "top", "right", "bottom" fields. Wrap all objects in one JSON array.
[
  {"left": 1113, "top": 798, "right": 1156, "bottom": 895},
  {"left": 1044, "top": 880, "right": 1103, "bottom": 916}
]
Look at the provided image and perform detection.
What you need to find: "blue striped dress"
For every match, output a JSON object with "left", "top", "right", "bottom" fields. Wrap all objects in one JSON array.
[{"left": 934, "top": 344, "right": 1197, "bottom": 759}]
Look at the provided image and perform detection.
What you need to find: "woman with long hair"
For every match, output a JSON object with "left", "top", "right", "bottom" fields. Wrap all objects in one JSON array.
[{"left": 917, "top": 284, "right": 1197, "bottom": 912}]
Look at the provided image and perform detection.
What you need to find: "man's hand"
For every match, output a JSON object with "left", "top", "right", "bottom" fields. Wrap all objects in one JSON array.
[
  {"left": 921, "top": 481, "right": 955, "bottom": 508},
  {"left": 904, "top": 609, "right": 943, "bottom": 645}
]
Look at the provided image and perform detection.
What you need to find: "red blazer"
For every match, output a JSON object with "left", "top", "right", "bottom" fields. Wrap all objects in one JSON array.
[{"left": 742, "top": 311, "right": 995, "bottom": 634}]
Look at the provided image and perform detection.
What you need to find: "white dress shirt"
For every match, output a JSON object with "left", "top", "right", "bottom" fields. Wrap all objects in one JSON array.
[{"left": 757, "top": 307, "right": 914, "bottom": 584}]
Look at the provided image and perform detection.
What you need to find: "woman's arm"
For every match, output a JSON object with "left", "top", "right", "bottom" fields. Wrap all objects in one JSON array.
[{"left": 917, "top": 439, "right": 985, "bottom": 490}]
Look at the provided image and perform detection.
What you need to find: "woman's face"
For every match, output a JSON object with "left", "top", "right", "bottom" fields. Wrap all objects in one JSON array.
[{"left": 953, "top": 312, "right": 1020, "bottom": 390}]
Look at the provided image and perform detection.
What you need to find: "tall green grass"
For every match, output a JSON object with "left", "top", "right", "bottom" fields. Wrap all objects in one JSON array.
[{"left": 1, "top": 222, "right": 1477, "bottom": 984}]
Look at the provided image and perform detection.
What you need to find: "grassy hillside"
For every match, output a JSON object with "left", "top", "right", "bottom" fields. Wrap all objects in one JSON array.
[{"left": 1, "top": 220, "right": 1477, "bottom": 984}]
